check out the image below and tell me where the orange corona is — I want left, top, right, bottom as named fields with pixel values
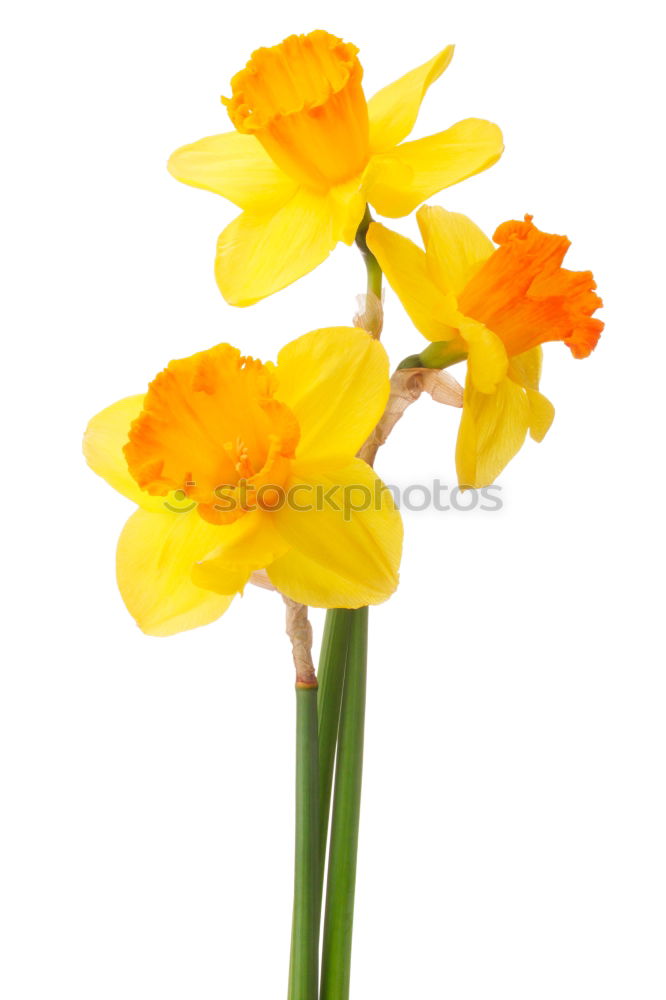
left=224, top=31, right=369, bottom=191
left=124, top=344, right=300, bottom=525
left=459, top=216, right=603, bottom=360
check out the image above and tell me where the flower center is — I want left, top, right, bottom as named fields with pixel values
left=223, top=30, right=370, bottom=192
left=124, top=344, right=300, bottom=525
left=458, top=215, right=603, bottom=359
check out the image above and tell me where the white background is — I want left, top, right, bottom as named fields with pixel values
left=2, top=0, right=665, bottom=997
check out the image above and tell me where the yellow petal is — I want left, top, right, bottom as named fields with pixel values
left=459, top=318, right=508, bottom=393
left=506, top=346, right=555, bottom=441
left=329, top=178, right=368, bottom=244
left=116, top=509, right=232, bottom=636
left=366, top=222, right=459, bottom=341
left=508, top=345, right=544, bottom=391
left=191, top=511, right=288, bottom=595
left=456, top=374, right=531, bottom=488
left=268, top=459, right=402, bottom=608
left=367, top=46, right=455, bottom=153
left=417, top=205, right=494, bottom=295
left=215, top=182, right=365, bottom=306
left=366, top=119, right=504, bottom=218
left=167, top=131, right=297, bottom=212
left=275, top=327, right=390, bottom=461
left=526, top=389, right=555, bottom=442
left=84, top=395, right=176, bottom=513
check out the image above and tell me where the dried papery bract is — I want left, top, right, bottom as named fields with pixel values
left=353, top=291, right=384, bottom=339
left=359, top=367, right=463, bottom=467
left=250, top=569, right=277, bottom=591
left=283, top=597, right=316, bottom=687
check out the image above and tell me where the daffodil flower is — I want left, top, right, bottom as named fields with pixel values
left=367, top=209, right=603, bottom=487
left=168, top=30, right=503, bottom=306
left=84, top=328, right=402, bottom=636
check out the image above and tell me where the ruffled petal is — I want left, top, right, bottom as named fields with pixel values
left=191, top=511, right=288, bottom=595
left=366, top=222, right=459, bottom=341
left=215, top=182, right=365, bottom=306
left=417, top=205, right=494, bottom=295
left=459, top=215, right=603, bottom=358
left=267, top=459, right=402, bottom=608
left=116, top=509, right=233, bottom=636
left=167, top=131, right=297, bottom=211
left=275, top=327, right=389, bottom=461
left=367, top=46, right=454, bottom=153
left=366, top=119, right=504, bottom=218
left=84, top=395, right=177, bottom=513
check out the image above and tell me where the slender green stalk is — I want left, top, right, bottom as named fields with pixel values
left=289, top=611, right=351, bottom=1000
left=290, top=206, right=380, bottom=999
left=354, top=205, right=383, bottom=303
left=363, top=249, right=382, bottom=300
left=289, top=684, right=320, bottom=1000
left=317, top=609, right=352, bottom=897
left=397, top=340, right=468, bottom=371
left=319, top=607, right=369, bottom=1000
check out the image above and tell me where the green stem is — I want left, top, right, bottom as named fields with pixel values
left=289, top=611, right=351, bottom=1000
left=315, top=210, right=379, bottom=998
left=289, top=684, right=320, bottom=1000
left=317, top=609, right=352, bottom=900
left=355, top=205, right=383, bottom=302
left=396, top=340, right=468, bottom=371
left=320, top=607, right=369, bottom=1000
left=365, top=253, right=382, bottom=300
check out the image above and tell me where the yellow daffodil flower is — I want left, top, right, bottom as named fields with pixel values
left=168, top=30, right=503, bottom=307
left=367, top=209, right=603, bottom=487
left=84, top=328, right=402, bottom=636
